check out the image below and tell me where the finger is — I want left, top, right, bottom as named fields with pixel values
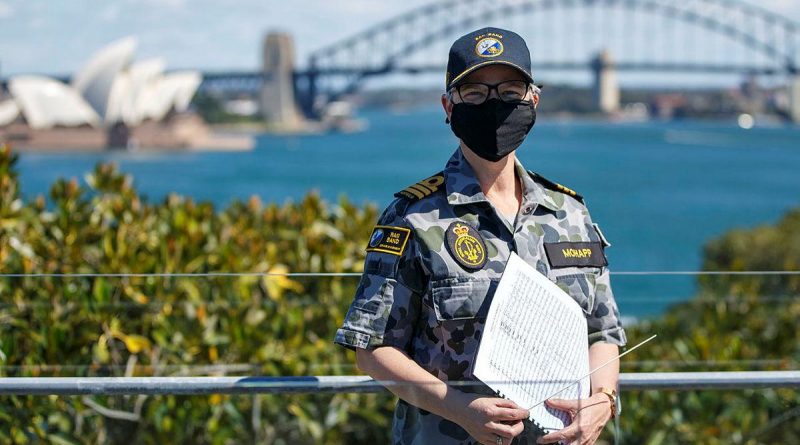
left=494, top=398, right=522, bottom=409
left=493, top=408, right=529, bottom=422
left=491, top=406, right=530, bottom=421
left=536, top=431, right=562, bottom=444
left=545, top=398, right=580, bottom=412
left=493, top=399, right=530, bottom=418
left=537, top=423, right=579, bottom=444
left=487, top=421, right=517, bottom=439
left=510, top=420, right=525, bottom=437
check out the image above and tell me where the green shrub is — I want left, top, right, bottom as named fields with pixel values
left=619, top=209, right=800, bottom=444
left=1, top=143, right=798, bottom=444
left=0, top=144, right=393, bottom=444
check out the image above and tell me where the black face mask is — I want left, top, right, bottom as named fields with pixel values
left=449, top=98, right=536, bottom=162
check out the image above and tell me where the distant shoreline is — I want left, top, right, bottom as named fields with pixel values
left=2, top=112, right=256, bottom=153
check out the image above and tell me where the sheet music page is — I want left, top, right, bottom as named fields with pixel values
left=473, top=252, right=590, bottom=432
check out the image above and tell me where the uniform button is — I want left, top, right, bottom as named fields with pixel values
left=522, top=206, right=533, bottom=215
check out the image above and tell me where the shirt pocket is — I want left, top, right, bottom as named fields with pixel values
left=430, top=277, right=494, bottom=321
left=548, top=267, right=597, bottom=315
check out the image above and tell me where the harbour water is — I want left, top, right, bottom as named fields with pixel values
left=14, top=106, right=800, bottom=318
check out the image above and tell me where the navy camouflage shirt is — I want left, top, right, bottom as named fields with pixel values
left=335, top=147, right=627, bottom=444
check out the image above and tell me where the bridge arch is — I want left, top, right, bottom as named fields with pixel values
left=304, top=0, right=799, bottom=100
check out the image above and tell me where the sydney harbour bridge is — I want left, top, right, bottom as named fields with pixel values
left=203, top=0, right=800, bottom=123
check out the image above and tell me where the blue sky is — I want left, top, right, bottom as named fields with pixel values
left=1, top=0, right=799, bottom=87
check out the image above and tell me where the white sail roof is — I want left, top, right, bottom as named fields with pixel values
left=4, top=37, right=203, bottom=130
left=71, top=37, right=137, bottom=121
left=167, top=71, right=202, bottom=112
left=9, top=76, right=100, bottom=129
left=137, top=71, right=202, bottom=122
left=0, top=99, right=20, bottom=126
left=126, top=58, right=167, bottom=124
left=105, top=72, right=130, bottom=126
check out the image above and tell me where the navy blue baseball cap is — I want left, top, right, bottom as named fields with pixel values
left=445, top=27, right=535, bottom=90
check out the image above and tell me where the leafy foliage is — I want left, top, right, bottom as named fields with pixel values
left=0, top=143, right=797, bottom=444
left=0, top=144, right=392, bottom=444
left=619, top=209, right=800, bottom=444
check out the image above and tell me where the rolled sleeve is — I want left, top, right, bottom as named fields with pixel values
left=587, top=265, right=627, bottom=346
left=334, top=271, right=420, bottom=351
left=334, top=201, right=424, bottom=352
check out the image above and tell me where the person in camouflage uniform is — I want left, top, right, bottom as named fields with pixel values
left=335, top=27, right=626, bottom=445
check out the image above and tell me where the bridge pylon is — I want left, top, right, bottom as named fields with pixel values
left=592, top=49, right=620, bottom=114
left=260, top=32, right=305, bottom=130
left=790, top=74, right=800, bottom=124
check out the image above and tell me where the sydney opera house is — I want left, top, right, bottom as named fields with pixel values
left=0, top=37, right=252, bottom=151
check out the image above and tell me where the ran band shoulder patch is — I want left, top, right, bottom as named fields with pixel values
left=527, top=170, right=584, bottom=204
left=544, top=242, right=607, bottom=268
left=445, top=221, right=488, bottom=271
left=394, top=171, right=445, bottom=201
left=365, top=225, right=411, bottom=256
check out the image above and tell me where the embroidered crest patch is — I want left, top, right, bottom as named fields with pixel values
left=445, top=222, right=488, bottom=271
left=475, top=37, right=504, bottom=57
left=365, top=225, right=411, bottom=256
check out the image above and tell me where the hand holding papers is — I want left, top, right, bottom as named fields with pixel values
left=473, top=253, right=658, bottom=435
left=474, top=252, right=591, bottom=432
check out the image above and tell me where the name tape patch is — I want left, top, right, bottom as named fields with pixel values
left=544, top=242, right=608, bottom=268
left=365, top=225, right=411, bottom=256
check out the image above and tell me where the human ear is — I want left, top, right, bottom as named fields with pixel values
left=441, top=93, right=453, bottom=123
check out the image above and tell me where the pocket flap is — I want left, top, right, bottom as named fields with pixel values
left=551, top=269, right=596, bottom=315
left=431, top=278, right=493, bottom=320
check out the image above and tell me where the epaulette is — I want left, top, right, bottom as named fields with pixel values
left=394, top=171, right=445, bottom=201
left=527, top=170, right=584, bottom=204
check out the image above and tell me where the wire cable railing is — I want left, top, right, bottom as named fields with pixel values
left=1, top=270, right=799, bottom=278
left=2, top=270, right=796, bottom=398
left=1, top=371, right=798, bottom=396
left=1, top=295, right=797, bottom=311
left=2, top=358, right=795, bottom=373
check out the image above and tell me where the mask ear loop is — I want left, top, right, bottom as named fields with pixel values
left=444, top=89, right=454, bottom=124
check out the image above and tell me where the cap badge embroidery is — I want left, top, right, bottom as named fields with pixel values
left=475, top=37, right=504, bottom=57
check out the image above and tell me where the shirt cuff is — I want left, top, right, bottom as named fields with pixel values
left=588, top=326, right=628, bottom=346
left=334, top=328, right=383, bottom=351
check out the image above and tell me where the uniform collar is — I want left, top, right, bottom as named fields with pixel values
left=444, top=148, right=488, bottom=206
left=515, top=161, right=562, bottom=212
left=444, top=147, right=560, bottom=212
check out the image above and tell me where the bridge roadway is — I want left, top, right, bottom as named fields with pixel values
left=200, top=61, right=788, bottom=82
left=7, top=60, right=788, bottom=86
